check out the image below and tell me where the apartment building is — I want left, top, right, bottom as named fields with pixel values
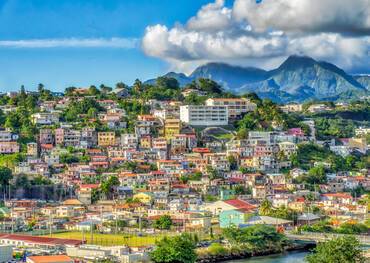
left=205, top=98, right=256, bottom=119
left=98, top=132, right=116, bottom=147
left=27, top=142, right=38, bottom=157
left=55, top=128, right=81, bottom=147
left=180, top=105, right=228, bottom=126
left=0, top=130, right=18, bottom=142
left=39, top=129, right=54, bottom=145
left=120, top=133, right=138, bottom=148
left=31, top=112, right=59, bottom=125
left=164, top=118, right=181, bottom=139
left=280, top=104, right=303, bottom=113
left=0, top=142, right=19, bottom=154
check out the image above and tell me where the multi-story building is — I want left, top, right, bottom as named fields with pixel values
left=0, top=142, right=19, bottom=154
left=38, top=129, right=54, bottom=145
left=180, top=105, right=228, bottom=126
left=153, top=137, right=168, bottom=150
left=205, top=98, right=256, bottom=119
left=27, top=142, right=38, bottom=157
left=120, top=134, right=138, bottom=148
left=0, top=130, right=18, bottom=142
left=31, top=112, right=59, bottom=125
left=153, top=106, right=179, bottom=120
left=55, top=128, right=81, bottom=147
left=98, top=132, right=116, bottom=147
left=278, top=141, right=297, bottom=157
left=164, top=119, right=181, bottom=139
left=280, top=104, right=303, bottom=113
left=81, top=127, right=97, bottom=148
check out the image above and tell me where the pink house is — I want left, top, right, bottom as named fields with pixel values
left=288, top=128, right=305, bottom=137
left=0, top=141, right=19, bottom=154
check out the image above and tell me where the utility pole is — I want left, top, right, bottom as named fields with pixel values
left=49, top=213, right=53, bottom=236
left=115, top=216, right=118, bottom=235
left=90, top=220, right=93, bottom=244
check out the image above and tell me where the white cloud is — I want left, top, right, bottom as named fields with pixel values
left=142, top=0, right=370, bottom=73
left=0, top=38, right=138, bottom=48
left=187, top=0, right=233, bottom=32
left=233, top=0, right=370, bottom=35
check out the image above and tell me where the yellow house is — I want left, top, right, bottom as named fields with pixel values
left=140, top=136, right=152, bottom=149
left=288, top=201, right=305, bottom=212
left=240, top=157, right=254, bottom=168
left=98, top=132, right=116, bottom=146
left=164, top=119, right=181, bottom=140
left=133, top=192, right=153, bottom=204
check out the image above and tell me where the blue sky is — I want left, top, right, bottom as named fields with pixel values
left=0, top=0, right=211, bottom=91
left=0, top=0, right=369, bottom=92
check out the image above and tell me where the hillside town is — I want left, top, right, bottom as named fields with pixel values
left=0, top=81, right=368, bottom=263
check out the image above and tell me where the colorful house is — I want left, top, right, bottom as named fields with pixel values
left=219, top=208, right=255, bottom=228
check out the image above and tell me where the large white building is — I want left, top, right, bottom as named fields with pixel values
left=205, top=98, right=256, bottom=119
left=31, top=112, right=59, bottom=125
left=180, top=105, right=228, bottom=126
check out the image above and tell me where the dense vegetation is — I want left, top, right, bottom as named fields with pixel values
left=221, top=225, right=289, bottom=255
left=150, top=234, right=197, bottom=263
left=305, top=236, right=365, bottom=263
left=300, top=220, right=369, bottom=235
left=290, top=143, right=368, bottom=173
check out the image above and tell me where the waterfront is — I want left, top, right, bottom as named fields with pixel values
left=228, top=251, right=308, bottom=263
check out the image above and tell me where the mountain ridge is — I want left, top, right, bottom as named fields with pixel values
left=144, top=55, right=369, bottom=103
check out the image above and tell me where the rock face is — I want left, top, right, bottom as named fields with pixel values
left=354, top=75, right=370, bottom=90
left=145, top=55, right=369, bottom=103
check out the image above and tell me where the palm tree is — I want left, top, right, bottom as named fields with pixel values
left=259, top=199, right=272, bottom=215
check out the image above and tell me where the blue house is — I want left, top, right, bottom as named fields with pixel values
left=219, top=208, right=255, bottom=228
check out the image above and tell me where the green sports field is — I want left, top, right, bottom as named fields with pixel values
left=45, top=231, right=173, bottom=246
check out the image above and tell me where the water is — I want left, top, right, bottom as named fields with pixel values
left=228, top=251, right=308, bottom=263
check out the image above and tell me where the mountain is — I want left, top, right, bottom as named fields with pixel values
left=239, top=55, right=367, bottom=102
left=353, top=75, right=370, bottom=90
left=189, top=63, right=269, bottom=91
left=145, top=55, right=369, bottom=103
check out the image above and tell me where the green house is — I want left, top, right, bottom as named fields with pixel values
left=219, top=209, right=254, bottom=228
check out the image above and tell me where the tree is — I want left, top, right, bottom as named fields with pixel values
left=100, top=176, right=120, bottom=199
left=150, top=234, right=197, bottom=263
left=196, top=78, right=223, bottom=94
left=206, top=166, right=220, bottom=180
left=88, top=85, right=100, bottom=96
left=132, top=79, right=143, bottom=94
left=302, top=165, right=326, bottom=184
left=227, top=155, right=238, bottom=170
left=305, top=236, right=365, bottom=263
left=37, top=83, right=44, bottom=93
left=65, top=87, right=76, bottom=96
left=154, top=215, right=173, bottom=230
left=222, top=225, right=287, bottom=250
left=234, top=185, right=250, bottom=195
left=156, top=77, right=179, bottom=90
left=0, top=167, right=12, bottom=187
left=259, top=199, right=272, bottom=215
left=99, top=84, right=112, bottom=94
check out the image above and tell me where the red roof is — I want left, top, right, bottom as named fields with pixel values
left=224, top=199, right=256, bottom=210
left=0, top=233, right=83, bottom=246
left=27, top=255, right=73, bottom=263
left=193, top=148, right=211, bottom=153
left=41, top=144, right=53, bottom=149
left=322, top=193, right=352, bottom=199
